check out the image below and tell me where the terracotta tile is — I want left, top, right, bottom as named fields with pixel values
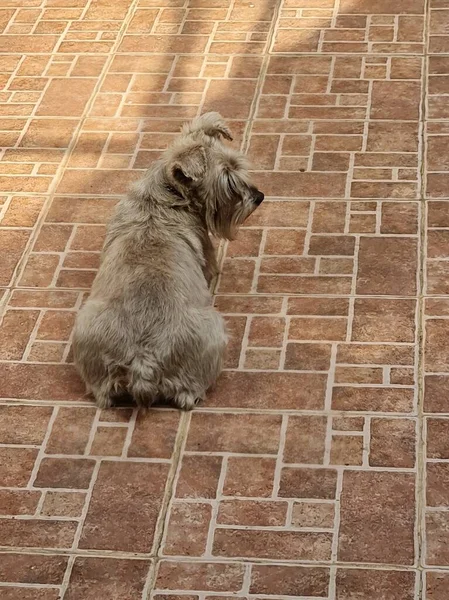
left=176, top=455, right=222, bottom=499
left=333, top=387, right=414, bottom=413
left=35, top=457, right=95, bottom=489
left=0, top=490, right=40, bottom=516
left=334, top=366, right=383, bottom=384
left=337, top=343, right=414, bottom=365
left=370, top=418, right=416, bottom=468
left=41, top=491, right=86, bottom=518
left=250, top=565, right=329, bottom=596
left=426, top=571, right=449, bottom=600
left=352, top=299, right=415, bottom=343
left=427, top=511, right=449, bottom=565
left=0, top=447, right=37, bottom=486
left=356, top=237, right=417, bottom=295
left=209, top=372, right=326, bottom=410
left=280, top=467, right=337, bottom=499
left=217, top=500, right=287, bottom=527
left=426, top=320, right=449, bottom=372
left=156, top=561, right=245, bottom=593
left=164, top=502, right=212, bottom=556
left=285, top=342, right=332, bottom=371
left=425, top=376, right=449, bottom=413
left=0, top=553, right=68, bottom=585
left=289, top=317, right=347, bottom=341
left=224, top=457, right=276, bottom=497
left=291, top=502, right=335, bottom=528
left=0, top=405, right=52, bottom=444
left=224, top=315, right=246, bottom=368
left=1, top=196, right=45, bottom=227
left=36, top=79, right=96, bottom=117
left=79, top=461, right=169, bottom=552
left=338, top=471, right=415, bottom=564
left=64, top=557, right=150, bottom=600
left=213, top=528, right=332, bottom=561
left=0, top=519, right=76, bottom=549
left=46, top=407, right=95, bottom=454
left=248, top=317, right=285, bottom=347
left=0, top=229, right=30, bottom=286
left=186, top=413, right=281, bottom=454
left=427, top=463, right=449, bottom=507
left=90, top=427, right=127, bottom=457
left=264, top=229, right=305, bottom=255
left=284, top=415, right=327, bottom=464
left=244, top=348, right=281, bottom=369
left=128, top=410, right=180, bottom=459
left=335, top=569, right=416, bottom=600
left=330, top=435, right=363, bottom=466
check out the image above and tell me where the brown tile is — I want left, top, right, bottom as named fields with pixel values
left=332, top=387, right=414, bottom=412
left=244, top=348, right=281, bottom=369
left=427, top=418, right=449, bottom=459
left=330, top=435, right=363, bottom=466
left=79, top=461, right=169, bottom=552
left=176, top=455, right=222, bottom=499
left=0, top=490, right=40, bottom=516
left=356, top=237, right=417, bottom=295
left=46, top=407, right=96, bottom=454
left=0, top=405, right=53, bottom=444
left=426, top=320, right=449, bottom=372
left=64, top=557, right=150, bottom=600
left=37, top=79, right=96, bottom=117
left=35, top=458, right=95, bottom=489
left=289, top=317, right=347, bottom=341
left=156, top=561, right=245, bottom=592
left=0, top=553, right=68, bottom=585
left=427, top=511, right=449, bottom=565
left=370, top=81, right=420, bottom=120
left=352, top=299, right=415, bottom=343
left=0, top=229, right=30, bottom=286
left=224, top=457, right=276, bottom=497
left=0, top=447, right=37, bottom=487
left=164, top=502, right=212, bottom=556
left=284, top=415, right=327, bottom=464
left=426, top=571, right=449, bottom=600
left=425, top=376, right=449, bottom=413
left=338, top=471, right=415, bottom=564
left=285, top=342, right=332, bottom=371
left=335, top=569, right=416, bottom=600
left=41, top=491, right=86, bottom=518
left=279, top=467, right=337, bottom=499
left=213, top=528, right=332, bottom=561
left=334, top=366, right=383, bottom=384
left=1, top=196, right=45, bottom=227
left=337, top=343, right=414, bottom=365
left=370, top=418, right=416, bottom=468
left=217, top=499, right=287, bottom=527
left=250, top=565, right=329, bottom=596
left=248, top=317, right=285, bottom=347
left=128, top=410, right=179, bottom=459
left=0, top=363, right=85, bottom=400
left=186, top=413, right=281, bottom=454
left=291, top=502, right=335, bottom=528
left=288, top=297, right=349, bottom=316
left=0, top=519, right=77, bottom=549
left=427, top=463, right=449, bottom=507
left=90, top=426, right=127, bottom=457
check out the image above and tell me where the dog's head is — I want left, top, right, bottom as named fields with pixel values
left=164, top=112, right=264, bottom=240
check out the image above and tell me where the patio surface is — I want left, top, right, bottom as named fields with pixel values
left=0, top=0, right=448, bottom=598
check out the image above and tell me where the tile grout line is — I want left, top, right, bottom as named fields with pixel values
left=416, top=0, right=431, bottom=597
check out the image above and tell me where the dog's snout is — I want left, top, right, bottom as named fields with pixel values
left=253, top=189, right=264, bottom=206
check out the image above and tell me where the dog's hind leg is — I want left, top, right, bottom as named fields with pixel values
left=90, top=379, right=116, bottom=409
left=172, top=390, right=205, bottom=411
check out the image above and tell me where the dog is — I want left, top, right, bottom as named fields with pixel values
left=72, top=112, right=264, bottom=410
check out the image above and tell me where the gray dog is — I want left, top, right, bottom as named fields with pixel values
left=72, top=112, right=264, bottom=410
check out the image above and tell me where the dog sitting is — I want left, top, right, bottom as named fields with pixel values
left=72, top=112, right=264, bottom=410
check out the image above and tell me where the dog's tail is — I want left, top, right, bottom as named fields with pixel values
left=182, top=111, right=233, bottom=142
left=127, top=354, right=160, bottom=406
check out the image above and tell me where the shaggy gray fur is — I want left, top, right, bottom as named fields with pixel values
left=72, top=112, right=264, bottom=410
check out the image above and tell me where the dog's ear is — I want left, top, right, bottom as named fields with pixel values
left=182, top=112, right=233, bottom=142
left=172, top=143, right=207, bottom=185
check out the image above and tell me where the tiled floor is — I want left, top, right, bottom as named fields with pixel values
left=0, top=0, right=448, bottom=598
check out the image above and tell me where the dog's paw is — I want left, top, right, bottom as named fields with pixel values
left=173, top=392, right=201, bottom=411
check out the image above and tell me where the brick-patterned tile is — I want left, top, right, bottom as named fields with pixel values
left=0, top=0, right=439, bottom=593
